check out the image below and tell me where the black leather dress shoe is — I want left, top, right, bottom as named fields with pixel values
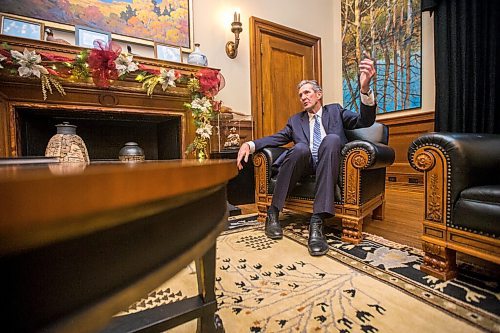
left=308, top=218, right=329, bottom=256
left=265, top=211, right=283, bottom=239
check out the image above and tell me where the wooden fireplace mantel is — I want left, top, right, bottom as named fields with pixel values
left=0, top=35, right=213, bottom=158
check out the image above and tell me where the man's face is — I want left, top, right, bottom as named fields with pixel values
left=298, top=83, right=323, bottom=112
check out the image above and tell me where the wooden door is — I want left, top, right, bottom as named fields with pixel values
left=250, top=17, right=322, bottom=138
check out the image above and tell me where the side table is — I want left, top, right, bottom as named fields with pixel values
left=211, top=150, right=255, bottom=207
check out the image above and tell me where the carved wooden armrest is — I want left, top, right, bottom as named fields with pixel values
left=408, top=132, right=500, bottom=226
left=253, top=147, right=287, bottom=197
left=340, top=141, right=394, bottom=206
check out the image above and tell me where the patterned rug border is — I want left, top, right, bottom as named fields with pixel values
left=222, top=213, right=498, bottom=331
left=278, top=226, right=499, bottom=332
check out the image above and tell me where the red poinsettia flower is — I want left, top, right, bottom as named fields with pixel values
left=39, top=52, right=73, bottom=62
left=87, top=40, right=121, bottom=87
left=195, top=68, right=224, bottom=97
left=138, top=64, right=160, bottom=75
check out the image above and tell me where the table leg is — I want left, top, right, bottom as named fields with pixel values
left=195, top=244, right=224, bottom=333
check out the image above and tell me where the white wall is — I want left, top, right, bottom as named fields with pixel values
left=192, top=0, right=435, bottom=116
left=49, top=1, right=434, bottom=117
left=192, top=0, right=336, bottom=115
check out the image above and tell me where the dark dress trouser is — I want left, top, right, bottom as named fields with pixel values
left=271, top=134, right=341, bottom=216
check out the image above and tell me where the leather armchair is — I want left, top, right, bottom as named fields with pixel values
left=408, top=132, right=500, bottom=280
left=253, top=122, right=395, bottom=244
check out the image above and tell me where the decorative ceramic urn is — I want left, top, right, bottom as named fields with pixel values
left=119, top=142, right=145, bottom=162
left=45, top=122, right=90, bottom=163
left=187, top=43, right=208, bottom=66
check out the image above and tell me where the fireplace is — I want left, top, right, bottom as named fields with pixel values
left=0, top=35, right=201, bottom=159
left=17, top=108, right=181, bottom=160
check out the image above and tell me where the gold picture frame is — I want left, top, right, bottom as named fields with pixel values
left=0, top=15, right=43, bottom=41
left=0, top=0, right=193, bottom=51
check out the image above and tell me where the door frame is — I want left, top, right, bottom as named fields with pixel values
left=249, top=16, right=322, bottom=139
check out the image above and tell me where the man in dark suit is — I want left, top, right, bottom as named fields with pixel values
left=237, top=57, right=376, bottom=256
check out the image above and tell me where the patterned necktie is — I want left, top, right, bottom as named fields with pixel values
left=312, top=114, right=322, bottom=165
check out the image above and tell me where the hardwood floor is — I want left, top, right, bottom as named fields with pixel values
left=237, top=184, right=425, bottom=249
left=364, top=184, right=424, bottom=249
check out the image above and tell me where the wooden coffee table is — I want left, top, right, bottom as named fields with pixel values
left=0, top=159, right=237, bottom=333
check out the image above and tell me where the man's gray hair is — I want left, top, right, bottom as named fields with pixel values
left=297, top=80, right=322, bottom=92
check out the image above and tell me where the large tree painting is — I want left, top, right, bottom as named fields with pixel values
left=342, top=0, right=421, bottom=113
left=1, top=0, right=192, bottom=49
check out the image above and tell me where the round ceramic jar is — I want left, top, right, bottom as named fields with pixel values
left=119, top=142, right=145, bottom=162
left=45, top=122, right=90, bottom=163
left=187, top=43, right=208, bottom=66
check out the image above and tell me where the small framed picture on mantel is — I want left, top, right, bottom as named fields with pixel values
left=0, top=15, right=43, bottom=40
left=75, top=25, right=111, bottom=48
left=155, top=42, right=182, bottom=62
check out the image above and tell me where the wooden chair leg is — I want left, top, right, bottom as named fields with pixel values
left=256, top=204, right=268, bottom=223
left=372, top=201, right=385, bottom=221
left=341, top=216, right=363, bottom=244
left=421, top=241, right=457, bottom=281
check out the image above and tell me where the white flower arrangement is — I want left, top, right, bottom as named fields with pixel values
left=11, top=48, right=48, bottom=78
left=114, top=53, right=139, bottom=76
left=196, top=123, right=213, bottom=139
left=159, top=68, right=177, bottom=90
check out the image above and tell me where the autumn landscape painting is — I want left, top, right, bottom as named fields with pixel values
left=1, top=0, right=191, bottom=49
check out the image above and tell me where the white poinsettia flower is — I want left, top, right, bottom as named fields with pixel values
left=190, top=97, right=202, bottom=109
left=0, top=54, right=6, bottom=69
left=160, top=68, right=177, bottom=90
left=11, top=48, right=48, bottom=78
left=191, top=96, right=212, bottom=110
left=196, top=123, right=213, bottom=139
left=202, top=98, right=212, bottom=109
left=114, top=53, right=139, bottom=76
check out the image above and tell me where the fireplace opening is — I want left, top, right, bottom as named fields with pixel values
left=16, top=108, right=181, bottom=161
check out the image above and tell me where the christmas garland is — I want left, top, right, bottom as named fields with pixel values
left=0, top=41, right=223, bottom=159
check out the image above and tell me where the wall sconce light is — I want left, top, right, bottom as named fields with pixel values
left=225, top=11, right=242, bottom=59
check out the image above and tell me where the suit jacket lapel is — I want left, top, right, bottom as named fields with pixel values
left=322, top=105, right=330, bottom=133
left=300, top=111, right=310, bottom=143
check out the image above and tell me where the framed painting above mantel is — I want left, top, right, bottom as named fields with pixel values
left=0, top=0, right=193, bottom=51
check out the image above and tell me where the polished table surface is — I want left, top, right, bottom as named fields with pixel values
left=0, top=159, right=237, bottom=254
left=0, top=159, right=237, bottom=332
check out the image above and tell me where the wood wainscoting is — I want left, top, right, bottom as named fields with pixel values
left=377, top=110, right=435, bottom=187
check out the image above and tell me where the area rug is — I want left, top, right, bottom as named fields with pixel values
left=121, top=213, right=498, bottom=332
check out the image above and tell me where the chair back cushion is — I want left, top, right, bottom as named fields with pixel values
left=345, top=122, right=388, bottom=144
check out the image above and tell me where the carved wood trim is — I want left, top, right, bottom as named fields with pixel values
left=341, top=216, right=363, bottom=244
left=343, top=149, right=369, bottom=205
left=0, top=35, right=214, bottom=158
left=447, top=229, right=500, bottom=264
left=412, top=146, right=447, bottom=225
left=421, top=240, right=457, bottom=280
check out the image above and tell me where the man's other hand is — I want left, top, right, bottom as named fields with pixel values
left=236, top=142, right=250, bottom=170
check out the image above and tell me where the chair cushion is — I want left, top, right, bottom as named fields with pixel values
left=345, top=122, right=388, bottom=145
left=452, top=185, right=500, bottom=238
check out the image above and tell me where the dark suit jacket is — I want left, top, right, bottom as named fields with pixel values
left=254, top=103, right=376, bottom=153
